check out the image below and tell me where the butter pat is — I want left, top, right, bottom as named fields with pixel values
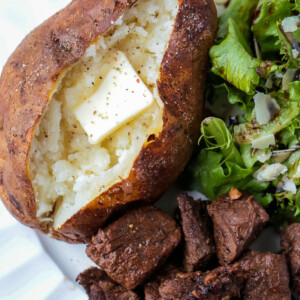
left=74, top=51, right=154, bottom=144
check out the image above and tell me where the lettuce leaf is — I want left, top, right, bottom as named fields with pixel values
left=190, top=118, right=257, bottom=199
left=240, top=144, right=260, bottom=169
left=234, top=100, right=300, bottom=144
left=290, top=81, right=300, bottom=102
left=294, top=28, right=300, bottom=43
left=287, top=150, right=300, bottom=185
left=200, top=117, right=243, bottom=165
left=279, top=117, right=300, bottom=148
left=295, top=0, right=300, bottom=12
left=210, top=18, right=262, bottom=95
left=191, top=150, right=254, bottom=199
left=276, top=23, right=300, bottom=66
left=252, top=0, right=294, bottom=58
left=274, top=190, right=300, bottom=217
left=266, top=152, right=300, bottom=221
left=254, top=193, right=274, bottom=207
left=214, top=179, right=270, bottom=201
left=217, top=0, right=259, bottom=42
left=212, top=83, right=252, bottom=111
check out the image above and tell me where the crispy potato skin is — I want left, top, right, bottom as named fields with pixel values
left=0, top=0, right=217, bottom=243
left=0, top=0, right=135, bottom=234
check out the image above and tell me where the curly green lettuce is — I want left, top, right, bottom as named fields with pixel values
left=252, top=0, right=294, bottom=59
left=210, top=19, right=262, bottom=95
left=191, top=118, right=257, bottom=199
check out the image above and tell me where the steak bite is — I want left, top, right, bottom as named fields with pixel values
left=144, top=263, right=180, bottom=300
left=239, top=250, right=291, bottom=300
left=177, top=193, right=215, bottom=272
left=76, top=267, right=139, bottom=300
left=281, top=223, right=300, bottom=298
left=159, top=263, right=245, bottom=300
left=86, top=206, right=181, bottom=290
left=207, top=188, right=269, bottom=265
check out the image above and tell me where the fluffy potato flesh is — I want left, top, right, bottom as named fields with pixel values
left=29, top=0, right=178, bottom=229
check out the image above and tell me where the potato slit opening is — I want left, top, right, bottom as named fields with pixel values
left=29, top=0, right=179, bottom=229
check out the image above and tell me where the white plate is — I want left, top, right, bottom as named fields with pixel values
left=0, top=1, right=280, bottom=300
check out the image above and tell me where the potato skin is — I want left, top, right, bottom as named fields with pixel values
left=0, top=0, right=217, bottom=243
left=0, top=0, right=136, bottom=234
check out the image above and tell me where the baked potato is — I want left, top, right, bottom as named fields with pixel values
left=0, top=0, right=217, bottom=243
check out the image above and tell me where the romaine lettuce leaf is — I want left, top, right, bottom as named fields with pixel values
left=216, top=178, right=270, bottom=198
left=191, top=150, right=254, bottom=199
left=210, top=18, right=262, bottom=95
left=200, top=117, right=243, bottom=165
left=295, top=0, right=300, bottom=12
left=294, top=28, right=300, bottom=43
left=217, top=0, right=259, bottom=42
left=190, top=118, right=257, bottom=199
left=276, top=23, right=300, bottom=66
left=254, top=193, right=273, bottom=207
left=265, top=151, right=300, bottom=220
left=290, top=81, right=300, bottom=102
left=252, top=0, right=294, bottom=58
left=279, top=117, right=300, bottom=148
left=234, top=101, right=300, bottom=144
left=212, top=83, right=252, bottom=111
left=287, top=150, right=300, bottom=185
left=274, top=189, right=300, bottom=217
left=240, top=144, right=259, bottom=169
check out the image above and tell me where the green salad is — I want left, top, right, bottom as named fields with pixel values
left=189, top=0, right=300, bottom=223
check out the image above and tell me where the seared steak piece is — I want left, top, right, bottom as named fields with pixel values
left=86, top=206, right=181, bottom=290
left=144, top=263, right=180, bottom=300
left=239, top=250, right=291, bottom=300
left=76, top=267, right=139, bottom=300
left=281, top=223, right=300, bottom=298
left=207, top=188, right=269, bottom=265
left=177, top=194, right=215, bottom=272
left=159, top=263, right=245, bottom=300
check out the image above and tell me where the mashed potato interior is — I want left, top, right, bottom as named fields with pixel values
left=29, top=0, right=178, bottom=228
